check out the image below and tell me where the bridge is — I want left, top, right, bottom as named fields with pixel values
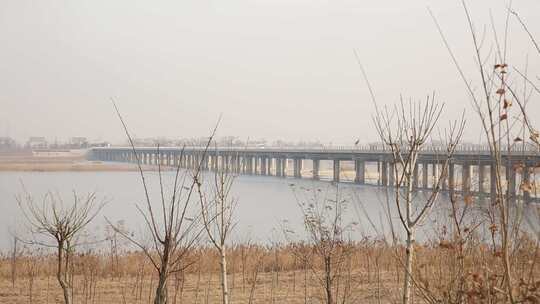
left=88, top=145, right=539, bottom=201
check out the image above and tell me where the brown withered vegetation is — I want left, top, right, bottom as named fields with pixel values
left=0, top=236, right=539, bottom=304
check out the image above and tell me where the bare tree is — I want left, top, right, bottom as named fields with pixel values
left=430, top=2, right=540, bottom=301
left=285, top=183, right=356, bottom=304
left=109, top=102, right=219, bottom=304
left=195, top=149, right=238, bottom=304
left=17, top=190, right=105, bottom=304
left=372, top=98, right=465, bottom=304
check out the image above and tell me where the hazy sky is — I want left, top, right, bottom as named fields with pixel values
left=1, top=0, right=539, bottom=145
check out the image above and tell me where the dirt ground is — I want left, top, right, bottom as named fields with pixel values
left=0, top=270, right=395, bottom=304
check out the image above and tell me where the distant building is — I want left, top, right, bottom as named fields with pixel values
left=70, top=137, right=88, bottom=148
left=88, top=141, right=110, bottom=148
left=0, top=137, right=16, bottom=150
left=26, top=136, right=48, bottom=149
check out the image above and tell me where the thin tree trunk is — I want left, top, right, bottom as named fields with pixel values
left=220, top=249, right=230, bottom=304
left=402, top=229, right=415, bottom=304
left=155, top=272, right=168, bottom=304
left=325, top=256, right=333, bottom=304
left=57, top=242, right=72, bottom=304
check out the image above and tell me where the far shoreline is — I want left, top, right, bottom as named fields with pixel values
left=0, top=150, right=163, bottom=172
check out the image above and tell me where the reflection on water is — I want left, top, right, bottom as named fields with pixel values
left=0, top=171, right=537, bottom=250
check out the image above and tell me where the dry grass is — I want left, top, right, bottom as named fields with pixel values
left=1, top=239, right=539, bottom=304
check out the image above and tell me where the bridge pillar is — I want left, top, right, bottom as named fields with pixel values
left=229, top=155, right=234, bottom=173
left=193, top=154, right=199, bottom=169
left=333, top=159, right=340, bottom=182
left=432, top=162, right=439, bottom=189
left=241, top=156, right=247, bottom=174
left=441, top=163, right=447, bottom=190
left=253, top=157, right=258, bottom=175
left=478, top=165, right=486, bottom=194
left=388, top=162, right=395, bottom=186
left=200, top=154, right=205, bottom=169
left=447, top=163, right=455, bottom=193
left=235, top=155, right=241, bottom=174
left=259, top=156, right=266, bottom=175
left=247, top=156, right=253, bottom=175
left=413, top=163, right=419, bottom=189
left=180, top=154, right=185, bottom=168
left=220, top=155, right=226, bottom=172
left=506, top=163, right=516, bottom=197
left=523, top=163, right=531, bottom=202
left=212, top=155, right=218, bottom=171
left=355, top=160, right=365, bottom=184
left=381, top=161, right=388, bottom=186
left=275, top=158, right=280, bottom=176
left=490, top=163, right=497, bottom=199
left=462, top=163, right=472, bottom=195
left=265, top=158, right=271, bottom=176
left=293, top=158, right=302, bottom=178
left=176, top=153, right=182, bottom=167
left=422, top=162, right=428, bottom=189
left=312, top=159, right=320, bottom=180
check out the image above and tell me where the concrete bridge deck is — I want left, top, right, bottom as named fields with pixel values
left=89, top=145, right=540, bottom=201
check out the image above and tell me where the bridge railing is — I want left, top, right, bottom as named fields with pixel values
left=95, top=143, right=539, bottom=155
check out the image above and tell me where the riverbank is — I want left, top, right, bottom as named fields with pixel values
left=0, top=150, right=155, bottom=172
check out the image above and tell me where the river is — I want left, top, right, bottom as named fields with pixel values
left=0, top=170, right=533, bottom=251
